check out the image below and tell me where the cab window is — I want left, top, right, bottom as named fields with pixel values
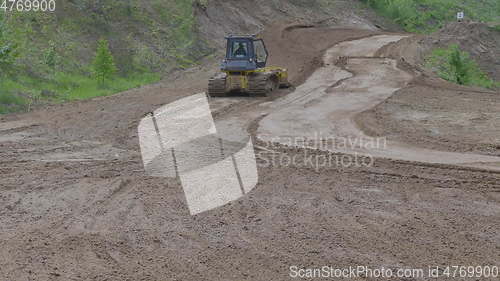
left=231, top=41, right=248, bottom=58
left=254, top=40, right=267, bottom=63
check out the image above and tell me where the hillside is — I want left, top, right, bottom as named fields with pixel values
left=0, top=0, right=212, bottom=113
left=0, top=0, right=395, bottom=114
left=1, top=0, right=499, bottom=114
left=362, top=0, right=500, bottom=32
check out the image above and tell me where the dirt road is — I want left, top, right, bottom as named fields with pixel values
left=1, top=25, right=499, bottom=280
left=258, top=35, right=500, bottom=171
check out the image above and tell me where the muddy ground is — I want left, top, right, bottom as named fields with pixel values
left=359, top=24, right=500, bottom=157
left=1, top=20, right=500, bottom=281
left=358, top=78, right=500, bottom=156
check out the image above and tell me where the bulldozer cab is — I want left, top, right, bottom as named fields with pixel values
left=222, top=36, right=268, bottom=71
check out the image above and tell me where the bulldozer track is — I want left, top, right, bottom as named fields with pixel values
left=248, top=74, right=276, bottom=97
left=208, top=76, right=227, bottom=97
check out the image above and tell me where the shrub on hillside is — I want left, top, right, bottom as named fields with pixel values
left=449, top=47, right=468, bottom=85
left=0, top=18, right=16, bottom=72
left=92, top=39, right=117, bottom=86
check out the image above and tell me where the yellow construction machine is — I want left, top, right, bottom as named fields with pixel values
left=208, top=35, right=290, bottom=97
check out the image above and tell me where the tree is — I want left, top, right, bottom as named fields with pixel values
left=92, top=39, right=117, bottom=85
left=44, top=41, right=57, bottom=70
left=449, top=46, right=468, bottom=85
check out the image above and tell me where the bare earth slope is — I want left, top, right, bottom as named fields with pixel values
left=358, top=22, right=500, bottom=157
left=0, top=24, right=499, bottom=281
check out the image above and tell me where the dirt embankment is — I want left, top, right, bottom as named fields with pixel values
left=356, top=22, right=500, bottom=156
left=376, top=21, right=500, bottom=81
left=261, top=23, right=378, bottom=85
left=193, top=0, right=394, bottom=50
left=424, top=22, right=500, bottom=81
left=356, top=82, right=500, bottom=156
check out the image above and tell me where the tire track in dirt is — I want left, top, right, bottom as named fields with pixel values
left=257, top=35, right=500, bottom=172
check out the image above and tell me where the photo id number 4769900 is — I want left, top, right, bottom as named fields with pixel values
left=1, top=0, right=56, bottom=12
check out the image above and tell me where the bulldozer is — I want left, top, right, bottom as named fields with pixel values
left=208, top=35, right=290, bottom=97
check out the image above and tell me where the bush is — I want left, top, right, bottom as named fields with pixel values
left=449, top=47, right=468, bottom=85
left=0, top=17, right=15, bottom=71
left=44, top=41, right=57, bottom=70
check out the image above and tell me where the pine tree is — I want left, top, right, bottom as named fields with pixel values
left=450, top=47, right=468, bottom=85
left=92, top=39, right=117, bottom=85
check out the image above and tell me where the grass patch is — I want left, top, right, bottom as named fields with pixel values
left=56, top=72, right=161, bottom=100
left=0, top=72, right=161, bottom=113
left=0, top=77, right=32, bottom=114
left=0, top=92, right=28, bottom=114
left=361, top=0, right=500, bottom=33
left=424, top=44, right=499, bottom=89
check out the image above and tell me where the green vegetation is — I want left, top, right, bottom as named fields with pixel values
left=0, top=72, right=160, bottom=114
left=361, top=0, right=500, bottom=32
left=92, top=39, right=117, bottom=85
left=425, top=44, right=499, bottom=89
left=449, top=47, right=468, bottom=85
left=0, top=13, right=16, bottom=71
left=0, top=0, right=212, bottom=114
left=362, top=1, right=500, bottom=89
